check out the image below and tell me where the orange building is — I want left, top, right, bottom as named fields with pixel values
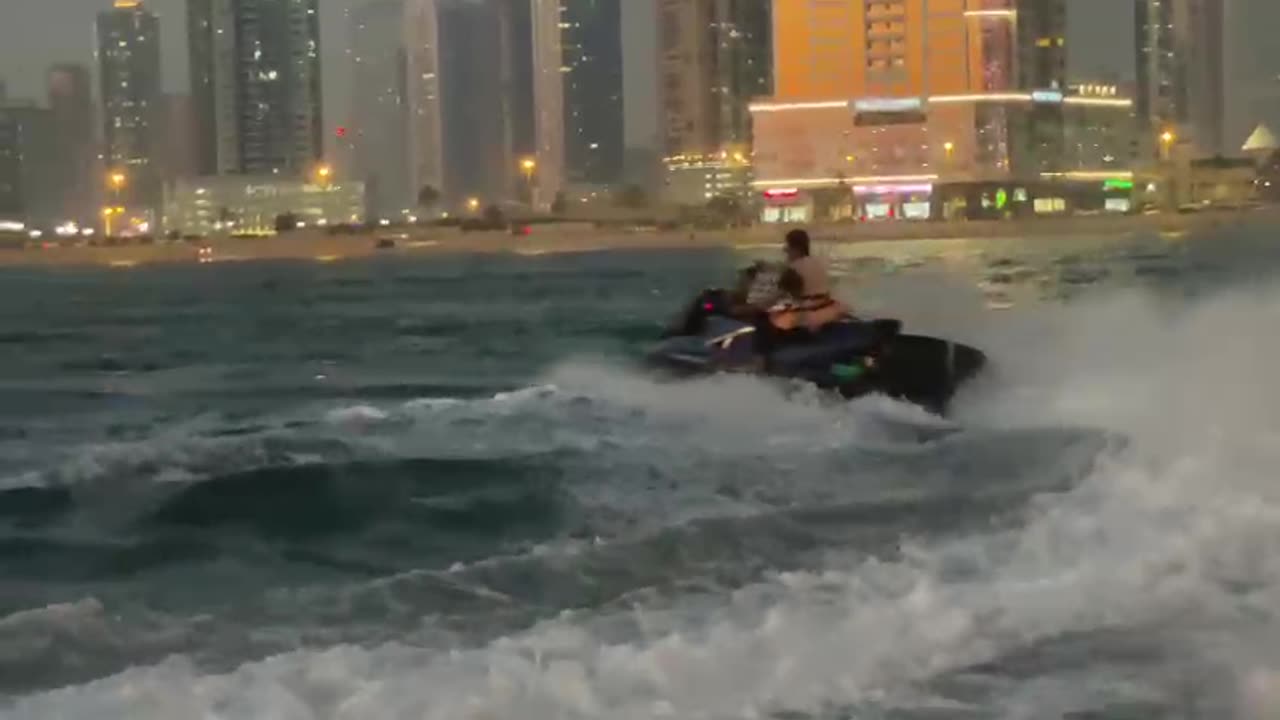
left=772, top=0, right=1016, bottom=101
left=749, top=0, right=1136, bottom=222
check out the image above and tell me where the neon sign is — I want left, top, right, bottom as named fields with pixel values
left=852, top=97, right=924, bottom=113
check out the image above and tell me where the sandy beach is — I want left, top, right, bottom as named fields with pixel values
left=0, top=207, right=1272, bottom=268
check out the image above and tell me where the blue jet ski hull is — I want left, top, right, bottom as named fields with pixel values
left=647, top=291, right=987, bottom=414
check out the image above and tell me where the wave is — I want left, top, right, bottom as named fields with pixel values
left=0, top=427, right=1099, bottom=702
left=9, top=276, right=1280, bottom=716
left=7, top=426, right=1278, bottom=718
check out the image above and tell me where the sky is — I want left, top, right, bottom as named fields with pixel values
left=1, top=0, right=1276, bottom=151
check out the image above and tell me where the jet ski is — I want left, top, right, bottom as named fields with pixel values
left=647, top=287, right=988, bottom=414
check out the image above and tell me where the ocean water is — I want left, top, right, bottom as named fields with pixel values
left=2, top=226, right=1280, bottom=719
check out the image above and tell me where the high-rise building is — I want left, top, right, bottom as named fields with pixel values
left=559, top=0, right=624, bottom=185
left=47, top=64, right=97, bottom=224
left=657, top=0, right=771, bottom=158
left=188, top=0, right=325, bottom=177
left=505, top=0, right=537, bottom=166
left=435, top=0, right=515, bottom=206
left=160, top=93, right=199, bottom=182
left=526, top=0, right=625, bottom=205
left=0, top=103, right=59, bottom=227
left=1017, top=0, right=1068, bottom=91
left=1135, top=0, right=1226, bottom=157
left=404, top=0, right=444, bottom=203
left=714, top=0, right=771, bottom=149
left=531, top=0, right=566, bottom=206
left=656, top=0, right=772, bottom=204
left=350, top=0, right=411, bottom=219
left=97, top=0, right=163, bottom=210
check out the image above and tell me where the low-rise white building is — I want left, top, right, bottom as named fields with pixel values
left=164, top=176, right=365, bottom=236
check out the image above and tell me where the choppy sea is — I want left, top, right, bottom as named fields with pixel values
left=2, top=225, right=1280, bottom=719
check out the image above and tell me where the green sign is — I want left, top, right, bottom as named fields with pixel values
left=1103, top=179, right=1134, bottom=191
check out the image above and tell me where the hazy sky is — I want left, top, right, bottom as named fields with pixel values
left=1, top=0, right=1276, bottom=151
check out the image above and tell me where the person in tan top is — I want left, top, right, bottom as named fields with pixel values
left=768, top=229, right=848, bottom=332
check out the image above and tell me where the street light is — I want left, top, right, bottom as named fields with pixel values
left=467, top=197, right=481, bottom=213
left=107, top=171, right=127, bottom=215
left=314, top=164, right=333, bottom=186
left=519, top=158, right=537, bottom=207
left=519, top=158, right=540, bottom=208
left=102, top=206, right=119, bottom=237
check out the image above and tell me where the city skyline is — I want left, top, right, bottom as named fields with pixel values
left=2, top=0, right=1277, bottom=154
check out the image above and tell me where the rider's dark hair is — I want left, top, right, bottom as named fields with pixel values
left=785, top=229, right=811, bottom=257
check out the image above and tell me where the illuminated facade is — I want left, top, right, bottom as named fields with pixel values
left=749, top=0, right=1137, bottom=220
left=751, top=91, right=1135, bottom=220
left=770, top=0, right=1058, bottom=100
left=98, top=0, right=163, bottom=210
left=663, top=151, right=754, bottom=206
left=164, top=176, right=365, bottom=236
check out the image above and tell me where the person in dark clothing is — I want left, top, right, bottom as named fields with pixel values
left=752, top=268, right=811, bottom=358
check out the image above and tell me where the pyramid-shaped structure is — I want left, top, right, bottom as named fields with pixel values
left=1242, top=123, right=1279, bottom=152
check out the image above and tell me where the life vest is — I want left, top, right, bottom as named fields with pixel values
left=768, top=297, right=848, bottom=332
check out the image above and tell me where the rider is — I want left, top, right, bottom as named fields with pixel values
left=768, top=229, right=847, bottom=331
left=729, top=261, right=782, bottom=318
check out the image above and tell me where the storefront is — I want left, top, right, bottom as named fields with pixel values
left=758, top=188, right=813, bottom=224
left=852, top=183, right=934, bottom=221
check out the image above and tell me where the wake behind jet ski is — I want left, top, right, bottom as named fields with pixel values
left=647, top=275, right=988, bottom=416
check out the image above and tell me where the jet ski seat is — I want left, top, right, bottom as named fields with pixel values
left=768, top=319, right=900, bottom=373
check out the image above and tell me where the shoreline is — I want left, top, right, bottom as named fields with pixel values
left=0, top=208, right=1273, bottom=269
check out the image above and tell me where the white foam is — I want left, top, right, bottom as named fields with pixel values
left=10, top=426, right=1279, bottom=719
left=323, top=405, right=391, bottom=425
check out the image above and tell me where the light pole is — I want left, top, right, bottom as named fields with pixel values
left=314, top=163, right=333, bottom=187
left=1159, top=131, right=1176, bottom=208
left=520, top=157, right=537, bottom=207
left=105, top=171, right=126, bottom=236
